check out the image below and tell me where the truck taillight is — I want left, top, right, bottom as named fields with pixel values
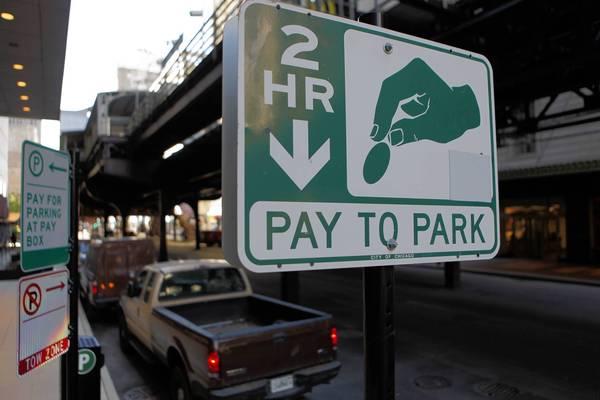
left=91, top=281, right=98, bottom=296
left=330, top=327, right=338, bottom=348
left=207, top=351, right=220, bottom=374
left=108, top=281, right=115, bottom=289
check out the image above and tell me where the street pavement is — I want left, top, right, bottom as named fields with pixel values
left=89, top=246, right=600, bottom=400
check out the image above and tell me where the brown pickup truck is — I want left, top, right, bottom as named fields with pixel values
left=119, top=259, right=340, bottom=400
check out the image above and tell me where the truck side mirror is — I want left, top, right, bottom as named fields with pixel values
left=127, top=281, right=141, bottom=297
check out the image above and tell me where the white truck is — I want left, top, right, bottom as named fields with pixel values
left=119, top=259, right=340, bottom=400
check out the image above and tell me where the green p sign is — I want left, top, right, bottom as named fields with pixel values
left=78, top=349, right=96, bottom=375
left=21, top=141, right=70, bottom=271
left=223, top=0, right=499, bottom=272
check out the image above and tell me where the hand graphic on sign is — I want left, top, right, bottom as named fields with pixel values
left=363, top=57, right=481, bottom=184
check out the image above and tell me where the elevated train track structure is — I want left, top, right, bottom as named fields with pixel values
left=74, top=0, right=600, bottom=262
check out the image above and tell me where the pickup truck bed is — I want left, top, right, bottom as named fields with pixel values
left=161, top=296, right=320, bottom=337
left=153, top=294, right=339, bottom=397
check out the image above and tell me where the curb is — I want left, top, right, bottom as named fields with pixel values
left=418, top=264, right=600, bottom=287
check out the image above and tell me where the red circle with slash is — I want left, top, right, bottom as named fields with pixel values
left=22, top=283, right=43, bottom=316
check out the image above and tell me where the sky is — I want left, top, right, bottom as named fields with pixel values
left=35, top=0, right=214, bottom=149
left=41, top=120, right=60, bottom=149
left=60, top=0, right=214, bottom=111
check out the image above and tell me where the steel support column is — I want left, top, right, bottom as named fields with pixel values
left=193, top=199, right=201, bottom=251
left=120, top=209, right=128, bottom=237
left=103, top=211, right=109, bottom=237
left=158, top=192, right=168, bottom=261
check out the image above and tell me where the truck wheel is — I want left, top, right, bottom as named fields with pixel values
left=170, top=365, right=191, bottom=400
left=118, top=313, right=132, bottom=354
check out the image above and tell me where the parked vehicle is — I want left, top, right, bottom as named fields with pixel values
left=201, top=230, right=222, bottom=247
left=119, top=259, right=340, bottom=400
left=80, top=238, right=155, bottom=309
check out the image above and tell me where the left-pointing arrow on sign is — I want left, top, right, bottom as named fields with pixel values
left=46, top=281, right=65, bottom=292
left=49, top=162, right=67, bottom=173
left=269, top=119, right=330, bottom=191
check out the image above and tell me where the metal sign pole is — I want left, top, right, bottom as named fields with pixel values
left=362, top=4, right=395, bottom=400
left=62, top=150, right=79, bottom=399
left=363, top=266, right=395, bottom=399
left=374, top=0, right=382, bottom=26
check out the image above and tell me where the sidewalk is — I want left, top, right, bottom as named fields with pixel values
left=429, top=257, right=600, bottom=286
left=165, top=240, right=224, bottom=260
left=164, top=240, right=600, bottom=286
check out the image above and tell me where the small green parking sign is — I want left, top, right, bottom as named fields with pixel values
left=78, top=349, right=96, bottom=375
left=223, top=1, right=499, bottom=272
left=20, top=141, right=70, bottom=271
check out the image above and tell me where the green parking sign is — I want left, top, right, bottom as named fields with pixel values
left=78, top=349, right=96, bottom=375
left=223, top=0, right=499, bottom=272
left=20, top=141, right=70, bottom=271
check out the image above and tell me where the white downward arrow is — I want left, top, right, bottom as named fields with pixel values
left=269, top=119, right=330, bottom=190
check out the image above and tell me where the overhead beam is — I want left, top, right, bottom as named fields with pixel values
left=433, top=0, right=524, bottom=40
left=131, top=64, right=222, bottom=152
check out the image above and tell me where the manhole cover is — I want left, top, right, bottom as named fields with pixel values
left=414, top=375, right=452, bottom=390
left=474, top=382, right=520, bottom=399
left=123, top=386, right=159, bottom=400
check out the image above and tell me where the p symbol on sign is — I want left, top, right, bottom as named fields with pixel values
left=22, top=283, right=42, bottom=316
left=28, top=150, right=44, bottom=177
left=79, top=353, right=90, bottom=371
left=78, top=349, right=96, bottom=375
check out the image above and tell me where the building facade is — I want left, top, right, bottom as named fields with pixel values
left=0, top=117, right=8, bottom=199
left=498, top=93, right=600, bottom=264
left=7, top=117, right=41, bottom=196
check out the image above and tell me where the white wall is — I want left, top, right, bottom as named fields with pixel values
left=0, top=117, right=8, bottom=197
left=498, top=119, right=600, bottom=172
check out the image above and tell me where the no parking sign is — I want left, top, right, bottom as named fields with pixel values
left=18, top=268, right=69, bottom=376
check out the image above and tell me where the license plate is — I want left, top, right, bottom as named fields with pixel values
left=270, top=375, right=294, bottom=393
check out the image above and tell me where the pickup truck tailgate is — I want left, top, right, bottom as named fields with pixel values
left=217, top=318, right=335, bottom=387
